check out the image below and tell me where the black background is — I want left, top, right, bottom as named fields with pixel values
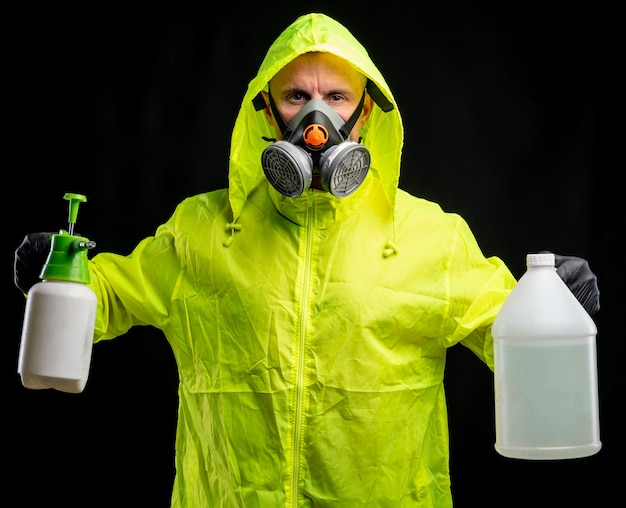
left=5, top=2, right=623, bottom=506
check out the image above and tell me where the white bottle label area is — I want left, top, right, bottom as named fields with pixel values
left=18, top=281, right=97, bottom=393
left=494, top=336, right=601, bottom=459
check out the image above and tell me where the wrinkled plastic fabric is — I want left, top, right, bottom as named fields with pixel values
left=87, top=13, right=517, bottom=508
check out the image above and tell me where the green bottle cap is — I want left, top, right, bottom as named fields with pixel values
left=40, top=193, right=96, bottom=284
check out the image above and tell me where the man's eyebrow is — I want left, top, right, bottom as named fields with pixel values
left=325, top=88, right=354, bottom=96
left=280, top=87, right=308, bottom=97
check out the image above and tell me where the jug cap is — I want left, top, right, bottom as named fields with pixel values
left=527, top=253, right=555, bottom=267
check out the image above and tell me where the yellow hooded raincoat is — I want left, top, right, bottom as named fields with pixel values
left=89, top=13, right=517, bottom=508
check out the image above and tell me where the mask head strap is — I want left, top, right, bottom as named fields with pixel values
left=266, top=88, right=289, bottom=138
left=338, top=90, right=366, bottom=139
left=365, top=79, right=394, bottom=112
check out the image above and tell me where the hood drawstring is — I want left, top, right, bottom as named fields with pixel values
left=383, top=241, right=398, bottom=258
left=383, top=204, right=398, bottom=258
left=224, top=221, right=242, bottom=247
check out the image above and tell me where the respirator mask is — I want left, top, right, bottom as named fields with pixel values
left=260, top=91, right=370, bottom=198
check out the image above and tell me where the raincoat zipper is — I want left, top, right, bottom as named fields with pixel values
left=291, top=190, right=315, bottom=507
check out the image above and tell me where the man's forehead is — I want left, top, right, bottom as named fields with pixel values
left=270, top=52, right=364, bottom=89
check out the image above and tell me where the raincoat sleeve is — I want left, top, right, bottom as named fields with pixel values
left=442, top=214, right=517, bottom=370
left=87, top=212, right=182, bottom=342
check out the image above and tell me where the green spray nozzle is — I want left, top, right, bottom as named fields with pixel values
left=64, top=192, right=87, bottom=235
left=40, top=192, right=96, bottom=284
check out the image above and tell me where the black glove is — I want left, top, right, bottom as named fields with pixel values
left=552, top=253, right=600, bottom=316
left=14, top=232, right=54, bottom=294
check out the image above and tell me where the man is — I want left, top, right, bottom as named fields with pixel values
left=14, top=13, right=599, bottom=507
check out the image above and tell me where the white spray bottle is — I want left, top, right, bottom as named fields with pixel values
left=17, top=193, right=97, bottom=394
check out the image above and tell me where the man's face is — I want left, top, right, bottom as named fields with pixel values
left=263, top=52, right=373, bottom=143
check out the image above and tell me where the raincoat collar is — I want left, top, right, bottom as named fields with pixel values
left=269, top=172, right=375, bottom=228
left=228, top=13, right=404, bottom=223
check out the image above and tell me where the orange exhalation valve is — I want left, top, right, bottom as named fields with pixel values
left=303, top=124, right=329, bottom=149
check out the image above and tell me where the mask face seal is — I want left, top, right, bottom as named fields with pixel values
left=261, top=95, right=370, bottom=198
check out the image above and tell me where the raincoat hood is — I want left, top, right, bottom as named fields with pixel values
left=228, top=12, right=403, bottom=221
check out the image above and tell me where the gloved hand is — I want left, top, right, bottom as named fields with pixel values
left=14, top=232, right=54, bottom=294
left=552, top=253, right=600, bottom=316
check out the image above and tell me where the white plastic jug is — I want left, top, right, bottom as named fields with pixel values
left=492, top=252, right=601, bottom=460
